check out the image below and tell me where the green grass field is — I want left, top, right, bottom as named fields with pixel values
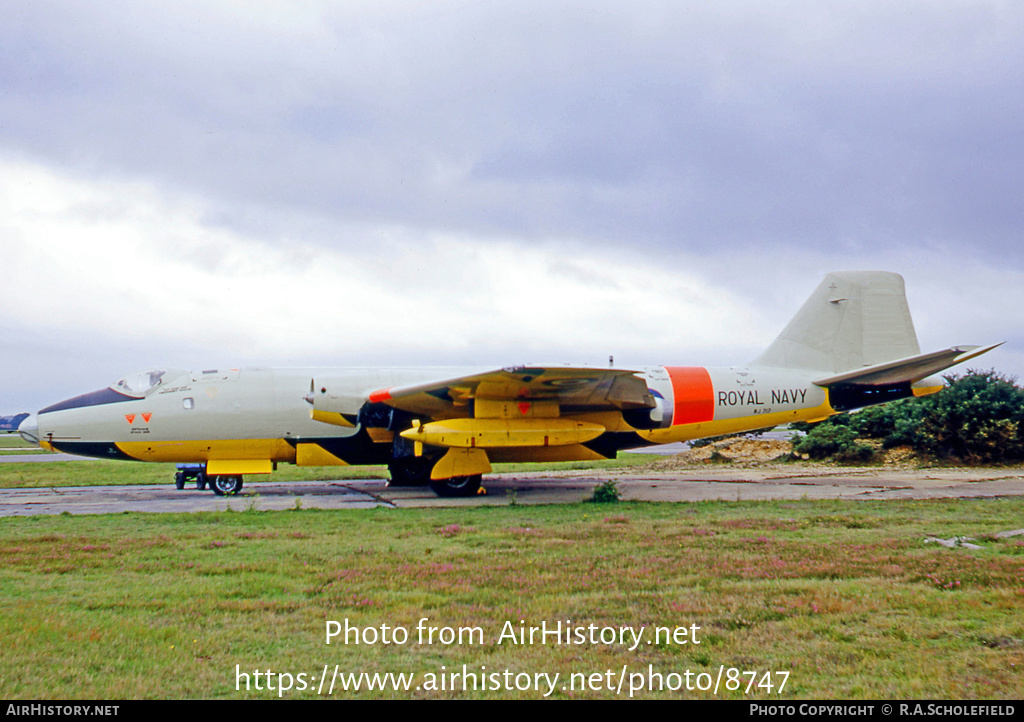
left=0, top=435, right=38, bottom=450
left=1, top=498, right=1021, bottom=699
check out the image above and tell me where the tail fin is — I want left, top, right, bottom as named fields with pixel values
left=751, top=271, right=920, bottom=373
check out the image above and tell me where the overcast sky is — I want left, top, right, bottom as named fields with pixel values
left=3, top=1, right=1023, bottom=413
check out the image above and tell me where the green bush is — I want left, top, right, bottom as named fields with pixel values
left=800, top=370, right=1024, bottom=464
left=792, top=424, right=874, bottom=462
left=915, top=371, right=1024, bottom=462
left=589, top=479, right=621, bottom=503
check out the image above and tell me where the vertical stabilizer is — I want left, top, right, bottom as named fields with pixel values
left=750, top=271, right=921, bottom=373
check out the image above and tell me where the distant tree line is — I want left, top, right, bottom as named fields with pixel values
left=792, top=370, right=1024, bottom=464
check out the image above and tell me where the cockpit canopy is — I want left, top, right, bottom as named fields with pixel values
left=110, top=368, right=185, bottom=398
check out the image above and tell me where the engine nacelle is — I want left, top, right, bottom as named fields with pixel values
left=622, top=395, right=668, bottom=430
left=305, top=379, right=364, bottom=427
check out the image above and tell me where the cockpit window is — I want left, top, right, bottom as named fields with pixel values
left=111, top=369, right=170, bottom=397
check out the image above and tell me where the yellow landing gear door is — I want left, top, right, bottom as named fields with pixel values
left=430, top=448, right=492, bottom=480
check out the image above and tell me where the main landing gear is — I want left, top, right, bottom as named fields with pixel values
left=388, top=437, right=483, bottom=497
left=173, top=464, right=243, bottom=496
left=387, top=455, right=434, bottom=487
left=428, top=474, right=482, bottom=498
left=390, top=457, right=482, bottom=497
left=209, top=475, right=244, bottom=496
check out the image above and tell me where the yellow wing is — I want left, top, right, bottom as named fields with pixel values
left=367, top=366, right=655, bottom=419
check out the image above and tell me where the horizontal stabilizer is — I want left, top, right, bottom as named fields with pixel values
left=813, top=343, right=1002, bottom=387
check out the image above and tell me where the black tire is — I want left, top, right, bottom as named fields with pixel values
left=174, top=472, right=185, bottom=490
left=209, top=475, right=243, bottom=496
left=387, top=457, right=434, bottom=487
left=197, top=471, right=207, bottom=490
left=428, top=474, right=482, bottom=498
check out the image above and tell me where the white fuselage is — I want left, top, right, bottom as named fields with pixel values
left=27, top=365, right=834, bottom=470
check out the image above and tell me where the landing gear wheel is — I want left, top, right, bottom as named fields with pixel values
left=174, top=472, right=185, bottom=490
left=387, top=457, right=434, bottom=487
left=209, top=475, right=243, bottom=496
left=428, top=474, right=482, bottom=498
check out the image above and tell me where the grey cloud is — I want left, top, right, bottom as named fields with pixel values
left=4, top=2, right=1022, bottom=265
left=3, top=1, right=1023, bottom=379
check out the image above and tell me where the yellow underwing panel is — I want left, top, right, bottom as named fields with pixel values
left=448, top=385, right=473, bottom=406
left=310, top=409, right=356, bottom=427
left=296, top=443, right=349, bottom=467
left=401, top=417, right=606, bottom=449
left=431, top=447, right=492, bottom=480
left=474, top=398, right=559, bottom=419
left=207, top=459, right=273, bottom=475
left=475, top=378, right=540, bottom=400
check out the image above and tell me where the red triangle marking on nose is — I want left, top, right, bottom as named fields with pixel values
left=518, top=402, right=531, bottom=415
left=125, top=414, right=135, bottom=424
left=142, top=413, right=152, bottom=423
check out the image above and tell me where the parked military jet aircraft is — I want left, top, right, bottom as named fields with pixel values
left=19, top=272, right=997, bottom=497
